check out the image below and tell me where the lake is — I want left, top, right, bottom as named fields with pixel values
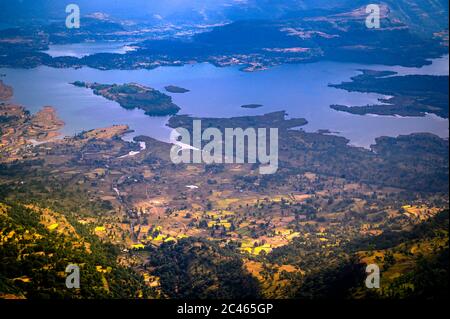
left=42, top=42, right=137, bottom=58
left=1, top=55, right=448, bottom=148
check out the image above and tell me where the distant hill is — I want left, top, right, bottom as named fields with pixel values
left=1, top=0, right=448, bottom=35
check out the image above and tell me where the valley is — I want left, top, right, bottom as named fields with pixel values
left=0, top=88, right=448, bottom=298
left=0, top=0, right=448, bottom=301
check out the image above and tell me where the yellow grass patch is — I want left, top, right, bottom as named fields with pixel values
left=47, top=223, right=59, bottom=231
left=95, top=226, right=106, bottom=233
left=13, top=276, right=31, bottom=283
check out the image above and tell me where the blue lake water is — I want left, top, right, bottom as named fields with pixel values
left=42, top=42, right=136, bottom=58
left=1, top=55, right=448, bottom=148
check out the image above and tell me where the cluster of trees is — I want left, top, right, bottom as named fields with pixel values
left=0, top=201, right=153, bottom=299
left=267, top=210, right=449, bottom=299
left=145, top=238, right=261, bottom=299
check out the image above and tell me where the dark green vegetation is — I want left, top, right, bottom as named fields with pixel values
left=164, top=85, right=190, bottom=94
left=169, top=111, right=308, bottom=132
left=72, top=81, right=180, bottom=116
left=145, top=238, right=260, bottom=299
left=330, top=70, right=449, bottom=118
left=269, top=210, right=449, bottom=299
left=355, top=210, right=449, bottom=299
left=0, top=202, right=153, bottom=299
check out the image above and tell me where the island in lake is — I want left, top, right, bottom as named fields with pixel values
left=71, top=81, right=181, bottom=116
left=241, top=104, right=263, bottom=109
left=329, top=70, right=449, bottom=118
left=165, top=85, right=190, bottom=94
